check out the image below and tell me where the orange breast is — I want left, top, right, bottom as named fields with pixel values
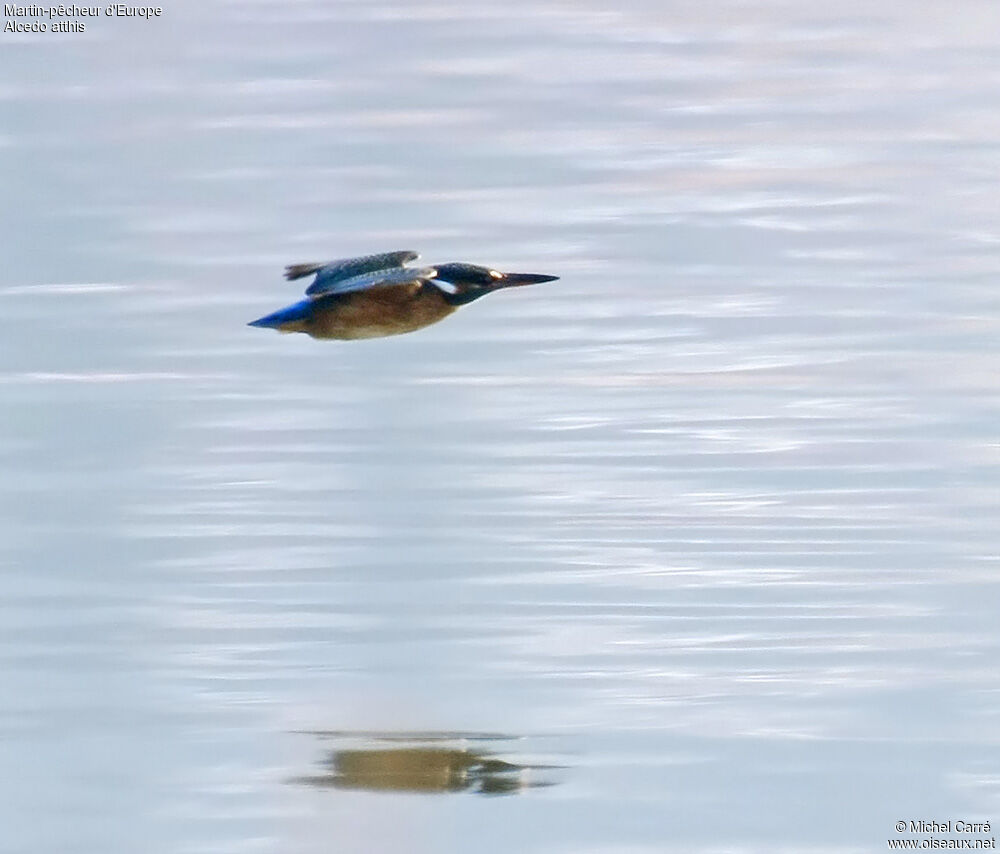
left=304, top=284, right=456, bottom=340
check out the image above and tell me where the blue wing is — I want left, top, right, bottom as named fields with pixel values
left=290, top=250, right=419, bottom=293
left=304, top=265, right=438, bottom=298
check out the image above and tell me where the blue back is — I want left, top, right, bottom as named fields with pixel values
left=305, top=266, right=437, bottom=298
left=305, top=251, right=419, bottom=295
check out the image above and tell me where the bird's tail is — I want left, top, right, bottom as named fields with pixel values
left=248, top=298, right=313, bottom=330
left=284, top=262, right=325, bottom=281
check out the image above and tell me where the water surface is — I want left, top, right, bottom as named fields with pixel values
left=2, top=1, right=999, bottom=852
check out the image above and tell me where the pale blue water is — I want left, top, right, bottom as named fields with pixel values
left=2, top=1, right=999, bottom=852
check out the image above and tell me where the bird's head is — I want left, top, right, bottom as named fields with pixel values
left=431, top=263, right=558, bottom=305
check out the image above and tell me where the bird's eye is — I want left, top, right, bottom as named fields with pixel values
left=489, top=270, right=503, bottom=279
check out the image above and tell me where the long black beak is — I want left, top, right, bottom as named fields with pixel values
left=498, top=272, right=559, bottom=287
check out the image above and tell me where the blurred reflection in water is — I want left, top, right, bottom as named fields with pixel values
left=293, top=732, right=561, bottom=796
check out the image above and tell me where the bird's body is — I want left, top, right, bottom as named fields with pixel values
left=249, top=251, right=557, bottom=341
left=269, top=283, right=456, bottom=340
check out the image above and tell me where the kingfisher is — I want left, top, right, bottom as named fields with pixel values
left=248, top=250, right=558, bottom=340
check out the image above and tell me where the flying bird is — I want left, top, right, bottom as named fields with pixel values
left=248, top=250, right=558, bottom=340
